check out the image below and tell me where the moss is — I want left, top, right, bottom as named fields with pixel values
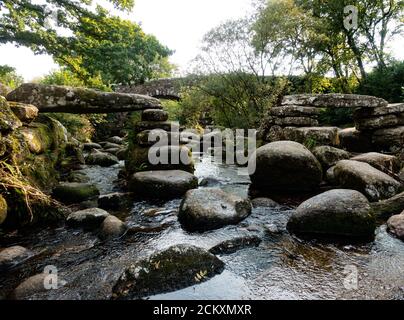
left=52, top=183, right=100, bottom=204
left=0, top=96, right=22, bottom=132
left=0, top=195, right=7, bottom=225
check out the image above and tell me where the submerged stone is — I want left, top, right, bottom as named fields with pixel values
left=52, top=182, right=100, bottom=204
left=66, top=208, right=109, bottom=229
left=287, top=189, right=376, bottom=241
left=178, top=188, right=252, bottom=232
left=209, top=235, right=262, bottom=255
left=0, top=246, right=32, bottom=271
left=112, top=245, right=225, bottom=299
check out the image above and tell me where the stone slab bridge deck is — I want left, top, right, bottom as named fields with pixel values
left=115, top=78, right=196, bottom=101
left=6, top=83, right=163, bottom=113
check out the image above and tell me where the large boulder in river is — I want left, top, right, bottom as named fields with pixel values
left=370, top=192, right=404, bottom=219
left=312, top=146, right=350, bottom=170
left=387, top=211, right=404, bottom=241
left=0, top=195, right=7, bottom=225
left=85, top=150, right=119, bottom=167
left=6, top=83, right=162, bottom=113
left=0, top=246, right=32, bottom=271
left=99, top=215, right=127, bottom=240
left=334, top=160, right=401, bottom=201
left=178, top=188, right=252, bottom=232
left=66, top=208, right=109, bottom=229
left=249, top=141, right=322, bottom=192
left=287, top=189, right=375, bottom=241
left=52, top=182, right=100, bottom=204
left=350, top=152, right=400, bottom=174
left=128, top=170, right=198, bottom=199
left=112, top=244, right=225, bottom=299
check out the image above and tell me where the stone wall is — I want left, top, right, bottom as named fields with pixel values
left=259, top=94, right=403, bottom=156
left=0, top=95, right=83, bottom=228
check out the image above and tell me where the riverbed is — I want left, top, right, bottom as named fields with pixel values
left=0, top=153, right=403, bottom=300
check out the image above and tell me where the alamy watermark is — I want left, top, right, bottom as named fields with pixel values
left=344, top=5, right=359, bottom=31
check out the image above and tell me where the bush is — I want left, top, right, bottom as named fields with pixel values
left=357, top=61, right=404, bottom=103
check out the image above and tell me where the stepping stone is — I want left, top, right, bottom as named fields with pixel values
left=128, top=170, right=198, bottom=199
left=141, top=109, right=169, bottom=122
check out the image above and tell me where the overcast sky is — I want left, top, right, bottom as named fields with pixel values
left=0, top=0, right=252, bottom=81
left=0, top=0, right=402, bottom=81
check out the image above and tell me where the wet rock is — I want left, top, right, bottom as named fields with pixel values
left=325, top=166, right=337, bottom=185
left=52, top=182, right=100, bottom=204
left=8, top=102, right=38, bottom=123
left=112, top=244, right=225, bottom=299
left=66, top=208, right=109, bottom=229
left=6, top=83, right=162, bottom=113
left=116, top=148, right=128, bottom=160
left=387, top=211, right=404, bottom=240
left=107, top=136, right=124, bottom=145
left=83, top=142, right=102, bottom=151
left=287, top=189, right=376, bottom=241
left=313, top=146, right=350, bottom=170
left=13, top=273, right=48, bottom=300
left=104, top=147, right=120, bottom=155
left=99, top=215, right=127, bottom=240
left=98, top=192, right=133, bottom=210
left=251, top=197, right=280, bottom=208
left=103, top=142, right=121, bottom=150
left=372, top=126, right=404, bottom=153
left=85, top=150, right=119, bottom=167
left=338, top=128, right=373, bottom=153
left=0, top=195, right=7, bottom=225
left=0, top=96, right=22, bottom=132
left=126, top=144, right=194, bottom=174
left=198, top=177, right=222, bottom=187
left=209, top=235, right=262, bottom=255
left=351, top=152, right=400, bottom=174
left=283, top=127, right=340, bottom=146
left=178, top=188, right=252, bottom=232
left=141, top=109, right=169, bottom=122
left=129, top=170, right=198, bottom=199
left=400, top=168, right=404, bottom=182
left=370, top=192, right=404, bottom=219
left=67, top=171, right=90, bottom=183
left=0, top=246, right=32, bottom=271
left=281, top=94, right=388, bottom=108
left=249, top=141, right=322, bottom=192
left=334, top=160, right=401, bottom=201
left=134, top=121, right=178, bottom=134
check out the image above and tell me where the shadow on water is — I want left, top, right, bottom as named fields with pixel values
left=0, top=154, right=403, bottom=300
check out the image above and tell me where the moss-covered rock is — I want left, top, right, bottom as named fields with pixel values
left=52, top=182, right=100, bottom=204
left=0, top=96, right=22, bottom=133
left=112, top=244, right=225, bottom=299
left=0, top=195, right=7, bottom=225
left=8, top=102, right=38, bottom=123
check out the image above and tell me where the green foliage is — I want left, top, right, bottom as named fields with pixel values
left=0, top=65, right=24, bottom=89
left=39, top=69, right=109, bottom=91
left=357, top=60, right=404, bottom=103
left=0, top=0, right=173, bottom=86
left=177, top=74, right=288, bottom=129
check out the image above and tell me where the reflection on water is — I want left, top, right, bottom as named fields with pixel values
left=0, top=154, right=403, bottom=300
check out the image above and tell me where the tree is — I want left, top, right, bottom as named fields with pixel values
left=0, top=0, right=173, bottom=85
left=0, top=64, right=24, bottom=88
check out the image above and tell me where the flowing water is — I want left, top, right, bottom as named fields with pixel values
left=0, top=154, right=403, bottom=300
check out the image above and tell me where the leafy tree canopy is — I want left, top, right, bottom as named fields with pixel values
left=0, top=0, right=174, bottom=85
